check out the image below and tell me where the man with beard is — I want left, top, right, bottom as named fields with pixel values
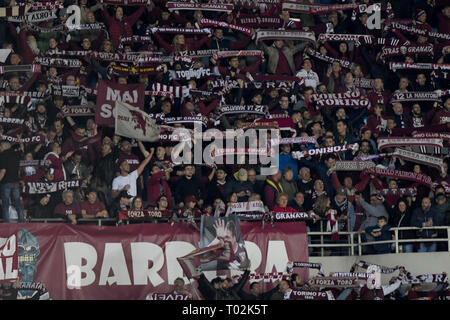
left=206, top=167, right=230, bottom=203
left=112, top=148, right=153, bottom=201
left=391, top=102, right=412, bottom=129
left=31, top=103, right=51, bottom=132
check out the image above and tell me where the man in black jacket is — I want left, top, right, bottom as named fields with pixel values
left=175, top=165, right=206, bottom=208
left=238, top=281, right=280, bottom=300
left=198, top=269, right=250, bottom=300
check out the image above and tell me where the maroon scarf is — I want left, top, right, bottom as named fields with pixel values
left=390, top=62, right=450, bottom=71
left=305, top=47, right=352, bottom=69
left=377, top=137, right=443, bottom=150
left=166, top=2, right=233, bottom=12
left=361, top=167, right=433, bottom=188
left=0, top=64, right=41, bottom=74
left=198, top=18, right=253, bottom=36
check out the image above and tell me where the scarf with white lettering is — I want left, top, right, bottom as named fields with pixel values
left=393, top=148, right=444, bottom=174
left=215, top=105, right=268, bottom=120
left=390, top=91, right=442, bottom=103
left=198, top=18, right=253, bottom=36
left=147, top=293, right=190, bottom=300
left=118, top=35, right=154, bottom=49
left=380, top=44, right=434, bottom=61
left=384, top=19, right=450, bottom=42
left=272, top=211, right=314, bottom=222
left=225, top=200, right=265, bottom=217
left=214, top=147, right=271, bottom=157
left=380, top=187, right=417, bottom=197
left=0, top=95, right=32, bottom=109
left=0, top=117, right=25, bottom=125
left=0, top=91, right=46, bottom=99
left=244, top=272, right=290, bottom=281
left=210, top=0, right=280, bottom=9
left=23, top=180, right=87, bottom=194
left=318, top=33, right=401, bottom=46
left=0, top=64, right=41, bottom=74
left=151, top=27, right=211, bottom=35
left=48, top=85, right=81, bottom=97
left=61, top=105, right=95, bottom=117
left=1, top=134, right=43, bottom=144
left=290, top=289, right=335, bottom=300
left=111, top=65, right=157, bottom=75
left=46, top=50, right=89, bottom=58
left=212, top=50, right=264, bottom=60
left=35, top=57, right=82, bottom=68
left=8, top=9, right=57, bottom=23
left=434, top=70, right=449, bottom=80
left=353, top=78, right=375, bottom=89
left=282, top=2, right=358, bottom=14
left=19, top=160, right=50, bottom=167
left=151, top=83, right=190, bottom=98
left=360, top=167, right=433, bottom=188
left=18, top=1, right=64, bottom=10
left=271, top=136, right=318, bottom=147
left=170, top=67, right=213, bottom=80
left=332, top=272, right=371, bottom=280
left=308, top=276, right=359, bottom=288
left=311, top=91, right=361, bottom=101
left=256, top=30, right=315, bottom=43
left=163, top=116, right=207, bottom=126
left=305, top=47, right=352, bottom=69
left=118, top=209, right=171, bottom=221
left=335, top=161, right=375, bottom=171
left=166, top=2, right=233, bottom=12
left=389, top=62, right=450, bottom=71
left=286, top=261, right=325, bottom=275
left=237, top=16, right=283, bottom=28
left=352, top=260, right=402, bottom=274
left=413, top=132, right=450, bottom=142
left=292, top=143, right=359, bottom=159
left=377, top=137, right=443, bottom=150
left=316, top=98, right=371, bottom=108
left=99, top=0, right=151, bottom=5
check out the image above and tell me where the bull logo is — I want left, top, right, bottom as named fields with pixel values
left=129, top=110, right=149, bottom=136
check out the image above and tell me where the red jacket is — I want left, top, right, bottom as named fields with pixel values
left=102, top=6, right=145, bottom=48
left=146, top=171, right=173, bottom=209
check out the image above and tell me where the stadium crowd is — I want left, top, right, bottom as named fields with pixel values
left=0, top=0, right=449, bottom=259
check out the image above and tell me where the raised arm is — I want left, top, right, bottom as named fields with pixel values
left=136, top=148, right=154, bottom=176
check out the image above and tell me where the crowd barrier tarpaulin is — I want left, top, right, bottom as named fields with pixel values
left=0, top=222, right=308, bottom=300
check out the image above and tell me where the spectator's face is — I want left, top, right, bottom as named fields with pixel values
left=64, top=193, right=74, bottom=205
left=120, top=161, right=130, bottom=173
left=37, top=104, right=46, bottom=114
left=55, top=121, right=64, bottom=134
left=216, top=169, right=226, bottom=181
left=277, top=195, right=288, bottom=207
left=324, top=138, right=334, bottom=147
left=161, top=102, right=171, bottom=114
left=76, top=127, right=86, bottom=137
left=87, top=12, right=95, bottom=23
left=230, top=193, right=238, bottom=202
left=412, top=104, right=421, bottom=115
left=319, top=45, right=327, bottom=55
left=279, top=280, right=290, bottom=292
left=387, top=118, right=396, bottom=129
left=49, top=67, right=58, bottom=77
left=337, top=122, right=346, bottom=135
left=302, top=60, right=312, bottom=71
left=174, top=279, right=184, bottom=291
left=339, top=42, right=347, bottom=54
left=158, top=197, right=168, bottom=209
left=378, top=219, right=386, bottom=228
left=88, top=192, right=97, bottom=203
left=269, top=89, right=278, bottom=98
left=359, top=13, right=368, bottom=25
left=121, top=141, right=131, bottom=153
left=284, top=170, right=293, bottom=181
left=444, top=98, right=450, bottom=112
left=115, top=7, right=124, bottom=20
left=362, top=130, right=371, bottom=140
left=10, top=54, right=20, bottom=65
left=215, top=29, right=224, bottom=40
left=9, top=77, right=20, bottom=90
left=177, top=35, right=185, bottom=45
left=314, top=180, right=324, bottom=192
left=41, top=196, right=50, bottom=206
left=118, top=77, right=127, bottom=85
left=336, top=108, right=346, bottom=119
left=413, top=165, right=421, bottom=174
left=300, top=168, right=310, bottom=180
left=389, top=180, right=398, bottom=189
left=274, top=40, right=284, bottom=49
left=332, top=62, right=340, bottom=72
left=66, top=76, right=76, bottom=86
left=247, top=170, right=256, bottom=183
left=185, top=166, right=195, bottom=177
left=82, top=38, right=91, bottom=49
left=229, top=57, right=239, bottom=68
left=252, top=94, right=262, bottom=105
left=399, top=78, right=409, bottom=89
left=133, top=198, right=143, bottom=209
left=103, top=41, right=113, bottom=52
left=250, top=283, right=261, bottom=295
left=328, top=12, right=338, bottom=25
left=156, top=146, right=165, bottom=159
left=295, top=193, right=304, bottom=205
left=49, top=38, right=57, bottom=49
left=361, top=142, right=370, bottom=153
left=393, top=103, right=403, bottom=115
left=416, top=74, right=426, bottom=85
left=280, top=96, right=289, bottom=108
left=444, top=6, right=450, bottom=18
left=398, top=201, right=407, bottom=213
left=343, top=177, right=353, bottom=189
left=374, top=79, right=383, bottom=91
left=74, top=154, right=82, bottom=164
left=344, top=72, right=354, bottom=85
left=102, top=143, right=111, bottom=156
left=422, top=198, right=431, bottom=211
left=418, top=12, right=427, bottom=23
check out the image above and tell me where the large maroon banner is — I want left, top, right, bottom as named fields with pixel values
left=95, top=80, right=145, bottom=127
left=0, top=222, right=308, bottom=300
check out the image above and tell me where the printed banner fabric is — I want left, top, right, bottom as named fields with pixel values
left=95, top=80, right=145, bottom=127
left=0, top=222, right=308, bottom=299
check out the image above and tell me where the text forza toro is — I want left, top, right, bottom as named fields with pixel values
left=64, top=239, right=291, bottom=288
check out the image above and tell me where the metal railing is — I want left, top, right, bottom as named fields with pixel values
left=308, top=226, right=450, bottom=256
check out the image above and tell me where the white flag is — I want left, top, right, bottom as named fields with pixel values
left=115, top=100, right=161, bottom=142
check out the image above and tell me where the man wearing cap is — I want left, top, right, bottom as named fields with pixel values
left=225, top=168, right=253, bottom=202
left=108, top=191, right=133, bottom=219
left=112, top=147, right=154, bottom=200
